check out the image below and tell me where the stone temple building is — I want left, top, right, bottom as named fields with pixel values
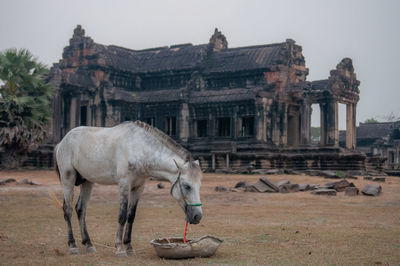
left=47, top=25, right=364, bottom=172
left=340, top=121, right=400, bottom=174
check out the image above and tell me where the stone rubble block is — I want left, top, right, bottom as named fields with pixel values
left=0, top=178, right=16, bottom=185
left=279, top=184, right=300, bottom=193
left=324, top=179, right=351, bottom=192
left=234, top=181, right=252, bottom=189
left=345, top=187, right=359, bottom=196
left=372, top=177, right=386, bottom=182
left=362, top=184, right=382, bottom=196
left=311, top=189, right=337, bottom=196
left=251, top=177, right=279, bottom=193
left=298, top=184, right=311, bottom=191
left=275, top=180, right=290, bottom=188
left=215, top=186, right=227, bottom=192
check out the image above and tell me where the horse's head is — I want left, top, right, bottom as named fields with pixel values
left=170, top=159, right=203, bottom=224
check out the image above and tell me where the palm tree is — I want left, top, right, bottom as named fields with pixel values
left=0, top=48, right=53, bottom=168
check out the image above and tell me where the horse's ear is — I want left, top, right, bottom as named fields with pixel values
left=193, top=160, right=200, bottom=166
left=173, top=159, right=181, bottom=170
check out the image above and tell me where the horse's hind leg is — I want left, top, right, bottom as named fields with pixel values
left=123, top=185, right=145, bottom=256
left=75, top=181, right=95, bottom=253
left=115, top=182, right=129, bottom=257
left=61, top=170, right=79, bottom=254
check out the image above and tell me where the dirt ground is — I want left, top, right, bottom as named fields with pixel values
left=0, top=170, right=399, bottom=265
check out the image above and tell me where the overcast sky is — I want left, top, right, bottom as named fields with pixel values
left=1, top=0, right=399, bottom=129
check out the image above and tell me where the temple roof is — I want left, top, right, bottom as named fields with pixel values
left=62, top=25, right=288, bottom=75
left=356, top=122, right=393, bottom=139
left=101, top=42, right=285, bottom=74
left=204, top=44, right=283, bottom=73
left=103, top=44, right=209, bottom=73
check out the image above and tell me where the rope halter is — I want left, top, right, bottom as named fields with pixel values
left=170, top=168, right=202, bottom=209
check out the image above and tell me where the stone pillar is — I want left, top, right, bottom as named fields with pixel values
left=211, top=154, right=216, bottom=171
left=333, top=101, right=339, bottom=146
left=320, top=103, right=326, bottom=145
left=179, top=103, right=189, bottom=142
left=352, top=103, right=357, bottom=149
left=226, top=153, right=230, bottom=169
left=96, top=104, right=102, bottom=126
left=271, top=102, right=280, bottom=145
left=280, top=103, right=288, bottom=146
left=320, top=100, right=338, bottom=146
left=346, top=103, right=355, bottom=149
left=255, top=99, right=268, bottom=141
left=233, top=106, right=239, bottom=139
left=208, top=113, right=214, bottom=138
left=69, top=97, right=77, bottom=130
left=86, top=104, right=92, bottom=126
left=300, top=101, right=311, bottom=145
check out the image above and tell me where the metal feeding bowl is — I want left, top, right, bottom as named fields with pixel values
left=150, top=235, right=223, bottom=259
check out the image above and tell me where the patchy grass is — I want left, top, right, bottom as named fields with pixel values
left=0, top=170, right=399, bottom=265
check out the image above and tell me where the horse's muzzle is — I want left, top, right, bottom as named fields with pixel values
left=187, top=208, right=202, bottom=224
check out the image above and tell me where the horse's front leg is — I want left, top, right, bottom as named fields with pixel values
left=123, top=185, right=145, bottom=256
left=115, top=182, right=130, bottom=257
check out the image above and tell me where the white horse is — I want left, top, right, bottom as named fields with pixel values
left=55, top=121, right=203, bottom=256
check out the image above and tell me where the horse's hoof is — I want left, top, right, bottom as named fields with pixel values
left=69, top=247, right=79, bottom=255
left=87, top=246, right=96, bottom=254
left=126, top=248, right=136, bottom=256
left=116, top=250, right=127, bottom=257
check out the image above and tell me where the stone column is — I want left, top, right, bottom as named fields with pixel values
left=96, top=104, right=102, bottom=126
left=352, top=103, right=357, bottom=149
left=255, top=99, right=268, bottom=141
left=233, top=106, right=239, bottom=139
left=86, top=104, right=92, bottom=126
left=300, top=101, right=311, bottom=145
left=321, top=100, right=338, bottom=146
left=69, top=97, right=77, bottom=130
left=346, top=103, right=354, bottom=149
left=280, top=103, right=288, bottom=146
left=211, top=154, right=216, bottom=171
left=179, top=103, right=189, bottom=142
left=271, top=102, right=280, bottom=145
left=320, top=103, right=326, bottom=145
left=333, top=101, right=339, bottom=146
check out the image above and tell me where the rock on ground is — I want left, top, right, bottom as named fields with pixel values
left=279, top=184, right=300, bottom=193
left=215, top=186, right=227, bottom=192
left=251, top=177, right=279, bottom=193
left=345, top=187, right=359, bottom=196
left=234, top=181, right=252, bottom=189
left=311, top=189, right=337, bottom=196
left=276, top=180, right=290, bottom=187
left=0, top=178, right=16, bottom=185
left=17, top=179, right=38, bottom=185
left=325, top=179, right=351, bottom=192
left=298, top=184, right=311, bottom=191
left=362, top=184, right=382, bottom=196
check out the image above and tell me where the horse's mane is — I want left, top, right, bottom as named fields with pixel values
left=128, top=120, right=191, bottom=161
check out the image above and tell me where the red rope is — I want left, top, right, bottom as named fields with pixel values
left=183, top=221, right=188, bottom=243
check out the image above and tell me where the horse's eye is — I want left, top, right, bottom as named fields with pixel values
left=183, top=184, right=191, bottom=191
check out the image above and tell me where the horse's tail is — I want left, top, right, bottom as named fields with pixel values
left=48, top=189, right=63, bottom=210
left=51, top=144, right=63, bottom=210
